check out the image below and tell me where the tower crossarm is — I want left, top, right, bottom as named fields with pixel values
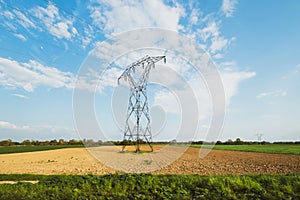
left=138, top=56, right=166, bottom=88
left=117, top=55, right=166, bottom=87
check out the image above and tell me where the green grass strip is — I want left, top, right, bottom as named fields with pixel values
left=0, top=174, right=299, bottom=199
left=192, top=144, right=300, bottom=155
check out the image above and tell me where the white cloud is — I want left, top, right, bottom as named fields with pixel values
left=0, top=57, right=74, bottom=92
left=13, top=33, right=26, bottom=41
left=189, top=8, right=199, bottom=25
left=194, top=19, right=234, bottom=56
left=48, top=21, right=73, bottom=39
left=153, top=90, right=181, bottom=114
left=98, top=67, right=123, bottom=91
left=198, top=21, right=220, bottom=42
left=0, top=8, right=34, bottom=31
left=221, top=70, right=256, bottom=105
left=1, top=1, right=95, bottom=48
left=0, top=121, right=20, bottom=130
left=75, top=67, right=123, bottom=93
left=213, top=53, right=224, bottom=59
left=150, top=55, right=255, bottom=118
left=81, top=25, right=95, bottom=48
left=0, top=121, right=76, bottom=140
left=30, top=3, right=77, bottom=40
left=2, top=10, right=14, bottom=19
left=30, top=3, right=59, bottom=23
left=0, top=56, right=123, bottom=94
left=256, top=90, right=287, bottom=98
left=88, top=0, right=185, bottom=35
left=221, top=0, right=238, bottom=17
left=210, top=36, right=228, bottom=53
left=219, top=61, right=236, bottom=68
left=11, top=93, right=29, bottom=99
left=13, top=9, right=36, bottom=29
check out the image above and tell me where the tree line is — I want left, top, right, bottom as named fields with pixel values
left=0, top=139, right=83, bottom=146
left=0, top=138, right=299, bottom=147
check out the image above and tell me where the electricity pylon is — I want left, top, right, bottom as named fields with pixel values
left=256, top=133, right=263, bottom=144
left=118, top=55, right=166, bottom=152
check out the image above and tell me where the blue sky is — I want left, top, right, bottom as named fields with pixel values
left=0, top=0, right=299, bottom=142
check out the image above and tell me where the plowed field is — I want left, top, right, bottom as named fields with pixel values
left=0, top=146, right=299, bottom=175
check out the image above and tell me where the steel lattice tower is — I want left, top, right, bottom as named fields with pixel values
left=118, top=55, right=166, bottom=152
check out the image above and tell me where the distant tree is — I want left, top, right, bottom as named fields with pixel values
left=42, top=140, right=50, bottom=145
left=31, top=140, right=40, bottom=145
left=58, top=139, right=67, bottom=145
left=234, top=138, right=243, bottom=145
left=97, top=140, right=103, bottom=145
left=216, top=141, right=223, bottom=145
left=49, top=139, right=58, bottom=145
left=21, top=139, right=31, bottom=146
left=68, top=139, right=83, bottom=145
left=191, top=141, right=203, bottom=145
left=226, top=139, right=234, bottom=145
left=261, top=141, right=270, bottom=145
left=0, top=139, right=13, bottom=146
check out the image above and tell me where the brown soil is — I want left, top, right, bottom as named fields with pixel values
left=0, top=146, right=299, bottom=175
left=154, top=147, right=300, bottom=175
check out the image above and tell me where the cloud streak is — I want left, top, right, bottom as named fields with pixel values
left=11, top=93, right=29, bottom=99
left=256, top=90, right=287, bottom=98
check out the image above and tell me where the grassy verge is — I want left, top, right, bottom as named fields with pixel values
left=0, top=174, right=299, bottom=199
left=192, top=144, right=300, bottom=155
left=0, top=145, right=84, bottom=154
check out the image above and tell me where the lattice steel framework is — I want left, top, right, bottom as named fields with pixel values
left=118, top=55, right=166, bottom=152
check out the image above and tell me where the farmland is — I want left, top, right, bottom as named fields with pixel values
left=0, top=145, right=299, bottom=199
left=0, top=146, right=299, bottom=175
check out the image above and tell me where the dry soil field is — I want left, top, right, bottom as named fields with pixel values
left=0, top=146, right=299, bottom=175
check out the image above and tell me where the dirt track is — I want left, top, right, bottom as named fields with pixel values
left=0, top=146, right=299, bottom=175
